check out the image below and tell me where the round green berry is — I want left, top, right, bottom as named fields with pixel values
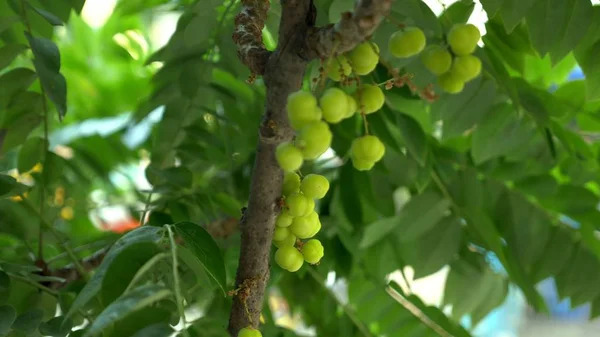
left=351, top=157, right=375, bottom=171
left=320, top=88, right=349, bottom=124
left=282, top=172, right=301, bottom=196
left=273, top=232, right=296, bottom=248
left=347, top=42, right=379, bottom=75
left=238, top=326, right=262, bottom=337
left=286, top=193, right=309, bottom=217
left=451, top=55, right=481, bottom=82
left=289, top=212, right=319, bottom=239
left=438, top=71, right=464, bottom=94
left=327, top=56, right=352, bottom=81
left=421, top=45, right=452, bottom=75
left=351, top=135, right=385, bottom=163
left=300, top=174, right=330, bottom=199
left=276, top=142, right=303, bottom=172
left=303, top=197, right=315, bottom=216
left=388, top=27, right=426, bottom=58
left=296, top=121, right=333, bottom=160
left=345, top=94, right=357, bottom=118
left=273, top=226, right=289, bottom=241
left=447, top=23, right=480, bottom=56
left=275, top=246, right=304, bottom=272
left=359, top=84, right=385, bottom=114
left=302, top=239, right=324, bottom=264
left=275, top=211, right=293, bottom=228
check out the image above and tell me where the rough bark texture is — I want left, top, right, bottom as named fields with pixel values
left=228, top=0, right=391, bottom=335
left=304, top=0, right=392, bottom=59
left=232, top=0, right=272, bottom=74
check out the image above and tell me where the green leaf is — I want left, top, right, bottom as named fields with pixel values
left=439, top=0, right=475, bottom=30
left=0, top=174, right=27, bottom=198
left=360, top=189, right=451, bottom=248
left=29, top=6, right=64, bottom=26
left=83, top=284, right=172, bottom=337
left=404, top=216, right=462, bottom=279
left=64, top=226, right=165, bottom=321
left=38, top=316, right=72, bottom=337
left=173, top=221, right=227, bottom=294
left=17, top=136, right=44, bottom=173
left=514, top=79, right=550, bottom=126
left=499, top=0, right=538, bottom=33
left=100, top=242, right=162, bottom=306
left=0, top=44, right=27, bottom=71
left=549, top=0, right=593, bottom=63
left=479, top=0, right=504, bottom=18
left=0, top=68, right=37, bottom=106
left=105, top=307, right=172, bottom=337
left=24, top=32, right=67, bottom=119
left=396, top=112, right=428, bottom=167
left=11, top=309, right=43, bottom=334
left=131, top=323, right=174, bottom=337
left=0, top=16, right=20, bottom=36
left=575, top=39, right=600, bottom=100
left=0, top=271, right=9, bottom=304
left=0, top=305, right=16, bottom=335
left=471, top=103, right=535, bottom=164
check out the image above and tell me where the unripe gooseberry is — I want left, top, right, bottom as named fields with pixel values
left=345, top=94, right=357, bottom=118
left=273, top=232, right=297, bottom=248
left=289, top=212, right=319, bottom=239
left=451, top=55, right=481, bottom=82
left=320, top=88, right=348, bottom=124
left=275, top=246, right=304, bottom=272
left=351, top=135, right=385, bottom=163
left=421, top=45, right=452, bottom=75
left=302, top=239, right=324, bottom=264
left=300, top=174, right=330, bottom=199
left=306, top=211, right=322, bottom=237
left=347, top=42, right=379, bottom=75
left=303, top=198, right=315, bottom=216
left=388, top=27, right=426, bottom=58
left=358, top=84, right=385, bottom=114
left=275, top=211, right=293, bottom=228
left=327, top=56, right=352, bottom=81
left=286, top=91, right=319, bottom=130
left=447, top=23, right=480, bottom=56
left=351, top=157, right=375, bottom=171
left=286, top=193, right=309, bottom=217
left=282, top=172, right=301, bottom=196
left=273, top=226, right=289, bottom=241
left=238, top=326, right=262, bottom=337
left=296, top=121, right=333, bottom=160
left=275, top=142, right=303, bottom=172
left=438, top=71, right=464, bottom=94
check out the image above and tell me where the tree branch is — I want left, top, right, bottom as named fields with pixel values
left=228, top=0, right=315, bottom=335
left=303, top=0, right=392, bottom=59
left=232, top=0, right=272, bottom=75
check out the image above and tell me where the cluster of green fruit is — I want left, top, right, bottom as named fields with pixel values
left=238, top=326, right=262, bottom=337
left=387, top=23, right=482, bottom=94
left=272, top=173, right=327, bottom=272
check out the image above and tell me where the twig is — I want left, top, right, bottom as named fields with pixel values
left=307, top=268, right=374, bottom=337
left=9, top=273, right=58, bottom=296
left=167, top=225, right=189, bottom=337
left=386, top=286, right=454, bottom=337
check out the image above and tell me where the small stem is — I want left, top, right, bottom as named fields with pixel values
left=20, top=0, right=52, bottom=262
left=9, top=273, right=58, bottom=296
left=20, top=196, right=87, bottom=278
left=140, top=191, right=154, bottom=226
left=307, top=267, right=374, bottom=337
left=124, top=252, right=169, bottom=293
left=166, top=225, right=190, bottom=337
left=46, top=239, right=114, bottom=265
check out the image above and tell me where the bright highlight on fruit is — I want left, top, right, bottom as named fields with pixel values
left=421, top=45, right=452, bottom=75
left=447, top=23, right=480, bottom=56
left=347, top=41, right=380, bottom=75
left=389, top=27, right=426, bottom=58
left=359, top=84, right=385, bottom=114
left=238, top=326, right=262, bottom=337
left=302, top=239, right=324, bottom=264
left=276, top=142, right=303, bottom=172
left=275, top=246, right=304, bottom=272
left=320, top=88, right=348, bottom=124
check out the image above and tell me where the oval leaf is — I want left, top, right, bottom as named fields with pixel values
left=0, top=305, right=16, bottom=335
left=173, top=221, right=226, bottom=294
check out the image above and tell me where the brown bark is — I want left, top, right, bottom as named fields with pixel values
left=227, top=0, right=392, bottom=335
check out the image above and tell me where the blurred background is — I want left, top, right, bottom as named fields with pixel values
left=2, top=0, right=599, bottom=336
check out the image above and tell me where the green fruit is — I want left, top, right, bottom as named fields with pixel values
left=327, top=56, right=352, bottom=81
left=306, top=211, right=322, bottom=237
left=388, top=27, right=426, bottom=58
left=289, top=212, right=319, bottom=239
left=351, top=157, right=375, bottom=171
left=296, top=121, right=333, bottom=160
left=438, top=71, right=464, bottom=94
left=421, top=45, right=452, bottom=75
left=320, top=88, right=348, bottom=124
left=273, top=226, right=289, bottom=241
left=358, top=84, right=385, bottom=114
left=303, top=198, right=315, bottom=216
left=275, top=211, right=293, bottom=227
left=302, top=239, right=325, bottom=264
left=351, top=135, right=385, bottom=163
left=286, top=193, right=309, bottom=217
left=275, top=142, right=303, bottom=172
left=451, top=55, right=481, bottom=82
left=347, top=42, right=379, bottom=75
left=282, top=172, right=301, bottom=196
left=300, top=174, right=330, bottom=199
left=447, top=23, right=480, bottom=56
left=275, top=246, right=304, bottom=272
left=345, top=94, right=357, bottom=118
left=273, top=232, right=297, bottom=248
left=287, top=91, right=320, bottom=130
left=238, top=326, right=263, bottom=337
